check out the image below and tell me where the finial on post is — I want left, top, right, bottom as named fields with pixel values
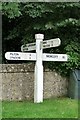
left=35, top=34, right=44, bottom=40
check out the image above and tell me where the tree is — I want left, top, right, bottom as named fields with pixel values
left=2, top=2, right=80, bottom=75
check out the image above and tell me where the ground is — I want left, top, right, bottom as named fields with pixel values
left=2, top=97, right=78, bottom=118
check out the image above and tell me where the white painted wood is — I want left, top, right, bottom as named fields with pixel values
left=5, top=52, right=36, bottom=61
left=21, top=42, right=36, bottom=51
left=5, top=52, right=68, bottom=62
left=42, top=38, right=61, bottom=49
left=21, top=38, right=61, bottom=51
left=43, top=53, right=68, bottom=61
left=34, top=34, right=44, bottom=103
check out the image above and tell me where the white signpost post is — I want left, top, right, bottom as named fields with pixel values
left=5, top=34, right=68, bottom=103
left=34, top=34, right=44, bottom=103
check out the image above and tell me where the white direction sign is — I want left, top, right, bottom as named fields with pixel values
left=43, top=53, right=68, bottom=61
left=42, top=38, right=61, bottom=49
left=5, top=52, right=68, bottom=62
left=5, top=52, right=36, bottom=61
left=21, top=43, right=36, bottom=52
left=21, top=38, right=61, bottom=52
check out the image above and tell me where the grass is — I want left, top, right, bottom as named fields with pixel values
left=0, top=101, right=2, bottom=119
left=2, top=97, right=78, bottom=118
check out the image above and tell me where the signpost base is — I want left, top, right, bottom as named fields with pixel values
left=34, top=64, right=43, bottom=103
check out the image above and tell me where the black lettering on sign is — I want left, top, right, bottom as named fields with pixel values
left=14, top=53, right=19, bottom=55
left=10, top=53, right=19, bottom=56
left=51, top=41, right=53, bottom=44
left=28, top=43, right=36, bottom=47
left=10, top=53, right=13, bottom=55
left=43, top=44, right=50, bottom=48
left=10, top=57, right=21, bottom=59
left=62, top=56, right=65, bottom=59
left=46, top=55, right=58, bottom=58
left=23, top=48, right=28, bottom=51
left=43, top=41, right=47, bottom=44
left=17, top=57, right=21, bottom=59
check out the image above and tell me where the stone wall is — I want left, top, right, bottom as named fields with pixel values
left=0, top=64, right=68, bottom=101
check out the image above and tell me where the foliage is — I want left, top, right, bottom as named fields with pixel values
left=2, top=2, right=80, bottom=76
left=2, top=3, right=21, bottom=18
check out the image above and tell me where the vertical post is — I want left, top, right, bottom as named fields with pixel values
left=34, top=34, right=44, bottom=103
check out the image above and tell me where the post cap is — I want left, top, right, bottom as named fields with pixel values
left=35, top=34, right=44, bottom=40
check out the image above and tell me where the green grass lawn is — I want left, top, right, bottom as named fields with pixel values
left=2, top=98, right=78, bottom=118
left=0, top=101, right=2, bottom=120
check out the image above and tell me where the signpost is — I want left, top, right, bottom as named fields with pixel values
left=5, top=34, right=68, bottom=103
